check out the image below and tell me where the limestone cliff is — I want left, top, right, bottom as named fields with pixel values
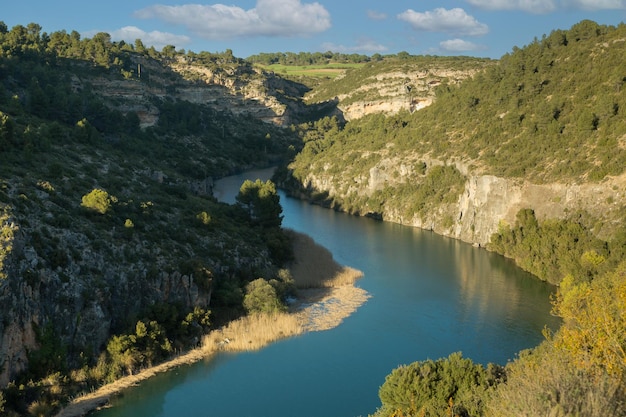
left=305, top=58, right=492, bottom=121
left=0, top=206, right=212, bottom=385
left=335, top=68, right=479, bottom=121
left=291, top=157, right=626, bottom=249
left=85, top=55, right=314, bottom=128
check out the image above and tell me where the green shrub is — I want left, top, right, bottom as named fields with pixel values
left=376, top=352, right=503, bottom=417
left=488, top=209, right=609, bottom=284
left=243, top=278, right=286, bottom=314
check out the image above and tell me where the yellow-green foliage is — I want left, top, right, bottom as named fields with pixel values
left=196, top=211, right=212, bottom=226
left=81, top=188, right=115, bottom=215
left=554, top=261, right=626, bottom=378
left=486, top=261, right=626, bottom=416
left=480, top=217, right=626, bottom=416
left=0, top=206, right=15, bottom=280
left=486, top=341, right=624, bottom=417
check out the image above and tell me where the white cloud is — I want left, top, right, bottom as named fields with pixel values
left=439, top=38, right=486, bottom=52
left=367, top=10, right=388, bottom=20
left=135, top=0, right=331, bottom=40
left=465, top=0, right=557, bottom=13
left=397, top=8, right=488, bottom=36
left=321, top=38, right=388, bottom=53
left=565, top=0, right=626, bottom=10
left=108, top=26, right=191, bottom=49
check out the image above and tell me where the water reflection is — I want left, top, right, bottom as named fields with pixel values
left=93, top=170, right=560, bottom=417
left=451, top=235, right=557, bottom=339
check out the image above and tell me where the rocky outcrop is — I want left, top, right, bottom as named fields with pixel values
left=321, top=68, right=482, bottom=121
left=295, top=158, right=626, bottom=248
left=448, top=174, right=625, bottom=245
left=0, top=227, right=213, bottom=386
left=84, top=57, right=310, bottom=128
left=0, top=178, right=252, bottom=386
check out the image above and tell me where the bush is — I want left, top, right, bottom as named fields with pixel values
left=487, top=342, right=625, bottom=417
left=376, top=352, right=502, bottom=417
left=243, top=278, right=286, bottom=314
left=196, top=211, right=212, bottom=226
left=81, top=188, right=115, bottom=214
left=488, top=209, right=609, bottom=284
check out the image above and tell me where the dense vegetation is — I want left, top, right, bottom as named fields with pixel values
left=281, top=20, right=626, bottom=417
left=281, top=113, right=468, bottom=224
left=488, top=208, right=626, bottom=285
left=0, top=21, right=302, bottom=416
left=374, top=352, right=505, bottom=417
left=291, top=20, right=626, bottom=184
left=246, top=50, right=372, bottom=66
left=1, top=17, right=626, bottom=417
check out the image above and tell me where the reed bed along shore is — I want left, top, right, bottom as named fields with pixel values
left=286, top=229, right=363, bottom=289
left=203, top=312, right=303, bottom=352
left=54, top=230, right=368, bottom=417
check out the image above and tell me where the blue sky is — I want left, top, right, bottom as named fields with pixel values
left=4, top=0, right=626, bottom=59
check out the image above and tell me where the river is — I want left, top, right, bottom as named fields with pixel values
left=94, top=168, right=560, bottom=417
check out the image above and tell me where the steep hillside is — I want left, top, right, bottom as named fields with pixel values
left=286, top=20, right=626, bottom=254
left=0, top=27, right=500, bottom=413
left=0, top=23, right=303, bottom=407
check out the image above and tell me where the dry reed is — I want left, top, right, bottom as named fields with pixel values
left=202, top=312, right=304, bottom=353
left=201, top=230, right=369, bottom=349
left=285, top=229, right=364, bottom=288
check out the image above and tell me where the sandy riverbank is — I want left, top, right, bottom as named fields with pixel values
left=53, top=230, right=369, bottom=417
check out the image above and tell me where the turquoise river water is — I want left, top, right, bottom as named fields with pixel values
left=93, top=168, right=560, bottom=417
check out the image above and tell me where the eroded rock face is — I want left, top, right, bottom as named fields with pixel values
left=0, top=279, right=38, bottom=386
left=298, top=159, right=626, bottom=248
left=449, top=174, right=625, bottom=245
left=86, top=58, right=302, bottom=128
left=0, top=223, right=214, bottom=386
left=336, top=68, right=480, bottom=121
left=0, top=322, right=37, bottom=385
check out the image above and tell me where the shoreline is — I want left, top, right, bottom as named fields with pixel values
left=53, top=230, right=369, bottom=417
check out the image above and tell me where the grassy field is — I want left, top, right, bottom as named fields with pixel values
left=258, top=62, right=365, bottom=79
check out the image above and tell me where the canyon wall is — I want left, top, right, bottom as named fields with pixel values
left=298, top=158, right=625, bottom=248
